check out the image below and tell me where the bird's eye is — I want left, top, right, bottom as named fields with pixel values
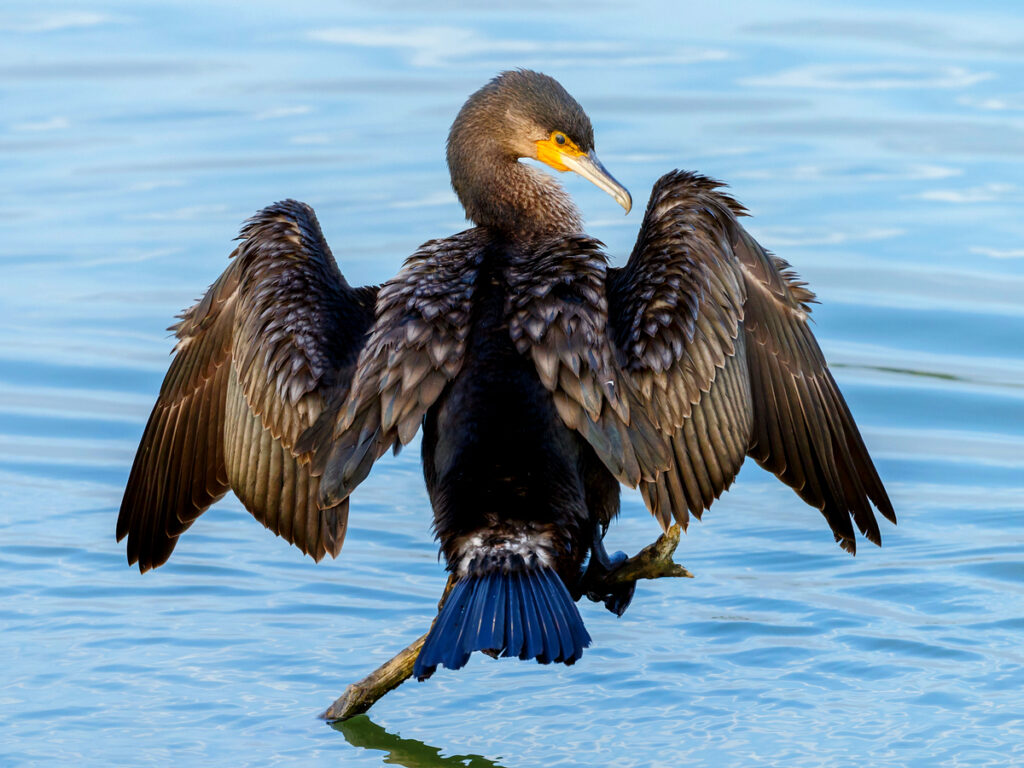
left=554, top=133, right=566, bottom=145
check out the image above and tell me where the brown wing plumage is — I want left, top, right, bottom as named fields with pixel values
left=607, top=170, right=894, bottom=552
left=736, top=227, right=895, bottom=551
left=118, top=265, right=237, bottom=571
left=608, top=172, right=749, bottom=530
left=311, top=230, right=488, bottom=507
left=117, top=201, right=377, bottom=572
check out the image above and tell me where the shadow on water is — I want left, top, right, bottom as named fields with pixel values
left=332, top=714, right=510, bottom=768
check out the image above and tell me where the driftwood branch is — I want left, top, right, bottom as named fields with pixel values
left=584, top=524, right=692, bottom=587
left=321, top=525, right=690, bottom=722
left=321, top=575, right=456, bottom=722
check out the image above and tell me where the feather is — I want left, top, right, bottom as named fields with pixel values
left=605, top=170, right=891, bottom=552
left=118, top=200, right=375, bottom=571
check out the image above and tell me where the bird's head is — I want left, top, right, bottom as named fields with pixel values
left=448, top=70, right=632, bottom=224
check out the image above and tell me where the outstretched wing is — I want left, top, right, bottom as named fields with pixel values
left=607, top=171, right=894, bottom=553
left=736, top=226, right=895, bottom=551
left=311, top=230, right=488, bottom=507
left=117, top=201, right=377, bottom=572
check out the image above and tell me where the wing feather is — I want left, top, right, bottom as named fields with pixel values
left=611, top=171, right=893, bottom=552
left=736, top=228, right=895, bottom=551
left=117, top=201, right=375, bottom=571
left=609, top=172, right=748, bottom=529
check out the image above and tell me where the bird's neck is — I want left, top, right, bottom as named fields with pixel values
left=450, top=147, right=583, bottom=241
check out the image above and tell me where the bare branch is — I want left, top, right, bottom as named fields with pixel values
left=321, top=575, right=456, bottom=723
left=600, top=524, right=693, bottom=585
left=321, top=632, right=429, bottom=722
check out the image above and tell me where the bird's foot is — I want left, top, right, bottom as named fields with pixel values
left=582, top=550, right=636, bottom=617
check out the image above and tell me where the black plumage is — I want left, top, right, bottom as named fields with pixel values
left=118, top=70, right=895, bottom=676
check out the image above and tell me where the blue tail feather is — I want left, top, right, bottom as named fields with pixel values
left=413, top=567, right=591, bottom=680
left=502, top=574, right=523, bottom=659
left=416, top=576, right=474, bottom=675
left=546, top=568, right=591, bottom=658
left=456, top=572, right=491, bottom=660
left=538, top=569, right=574, bottom=663
left=517, top=572, right=543, bottom=661
left=521, top=570, right=555, bottom=664
left=481, top=572, right=506, bottom=652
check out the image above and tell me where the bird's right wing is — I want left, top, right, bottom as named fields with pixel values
left=735, top=226, right=895, bottom=550
left=310, top=230, right=488, bottom=507
left=607, top=171, right=894, bottom=553
left=607, top=172, right=749, bottom=530
left=118, top=201, right=377, bottom=571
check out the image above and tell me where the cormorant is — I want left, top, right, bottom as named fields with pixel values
left=118, top=70, right=895, bottom=680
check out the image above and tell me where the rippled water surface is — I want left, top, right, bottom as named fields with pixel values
left=3, top=2, right=1024, bottom=766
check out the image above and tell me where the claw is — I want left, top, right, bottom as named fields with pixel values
left=578, top=542, right=637, bottom=616
left=588, top=581, right=635, bottom=616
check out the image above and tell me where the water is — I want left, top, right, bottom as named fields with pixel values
left=2, top=2, right=1023, bottom=766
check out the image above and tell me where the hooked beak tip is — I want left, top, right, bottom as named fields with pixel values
left=560, top=149, right=632, bottom=217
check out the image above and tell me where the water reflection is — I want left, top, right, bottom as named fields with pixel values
left=333, top=715, right=508, bottom=768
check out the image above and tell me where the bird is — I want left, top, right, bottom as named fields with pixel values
left=117, top=69, right=895, bottom=680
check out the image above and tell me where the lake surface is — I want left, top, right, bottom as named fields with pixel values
left=3, top=2, right=1024, bottom=766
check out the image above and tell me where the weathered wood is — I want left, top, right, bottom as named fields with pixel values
left=593, top=524, right=693, bottom=586
left=321, top=527, right=690, bottom=722
left=321, top=575, right=456, bottom=722
left=321, top=632, right=430, bottom=722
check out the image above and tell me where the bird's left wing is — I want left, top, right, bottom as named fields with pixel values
left=607, top=172, right=749, bottom=530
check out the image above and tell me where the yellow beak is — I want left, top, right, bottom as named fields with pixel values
left=535, top=137, right=632, bottom=214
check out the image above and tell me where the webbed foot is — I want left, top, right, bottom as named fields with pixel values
left=586, top=550, right=636, bottom=616
left=576, top=546, right=637, bottom=617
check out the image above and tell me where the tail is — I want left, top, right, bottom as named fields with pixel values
left=413, top=567, right=591, bottom=680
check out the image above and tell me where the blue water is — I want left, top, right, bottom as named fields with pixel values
left=3, top=2, right=1024, bottom=766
